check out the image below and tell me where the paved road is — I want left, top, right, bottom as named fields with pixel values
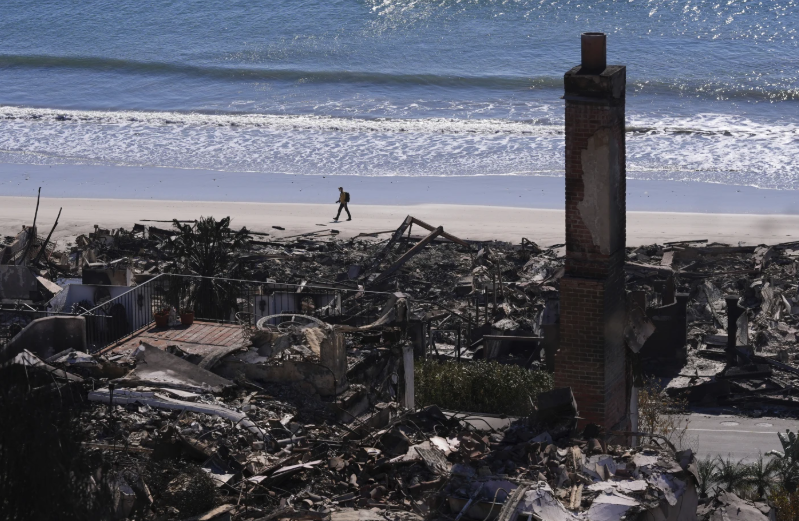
left=688, top=413, right=797, bottom=463
left=443, top=410, right=797, bottom=464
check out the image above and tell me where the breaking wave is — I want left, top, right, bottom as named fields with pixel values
left=0, top=105, right=558, bottom=136
left=4, top=106, right=798, bottom=140
left=0, top=106, right=797, bottom=189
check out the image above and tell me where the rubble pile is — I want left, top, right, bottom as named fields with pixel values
left=696, top=491, right=775, bottom=521
left=7, top=342, right=703, bottom=521
left=3, top=214, right=567, bottom=370
left=625, top=240, right=799, bottom=416
left=17, top=218, right=795, bottom=414
left=4, top=203, right=799, bottom=520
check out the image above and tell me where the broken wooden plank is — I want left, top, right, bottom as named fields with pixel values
left=33, top=207, right=62, bottom=265
left=360, top=215, right=414, bottom=278
left=409, top=217, right=470, bottom=248
left=750, top=352, right=799, bottom=377
left=569, top=484, right=583, bottom=510
left=355, top=230, right=397, bottom=238
left=81, top=442, right=154, bottom=454
left=754, top=245, right=774, bottom=271
left=372, top=226, right=443, bottom=284
left=663, top=239, right=708, bottom=246
left=414, top=446, right=450, bottom=475
left=625, top=261, right=674, bottom=275
left=139, top=219, right=195, bottom=223
left=673, top=246, right=757, bottom=262
left=279, top=229, right=333, bottom=240
left=17, top=187, right=41, bottom=266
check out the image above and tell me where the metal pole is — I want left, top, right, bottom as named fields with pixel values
left=498, top=267, right=504, bottom=300
left=108, top=382, right=116, bottom=417
left=18, top=187, right=41, bottom=265
left=33, top=206, right=61, bottom=265
left=484, top=288, right=489, bottom=326
left=492, top=274, right=497, bottom=316
left=32, top=187, right=40, bottom=232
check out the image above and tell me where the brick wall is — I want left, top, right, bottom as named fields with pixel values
left=556, top=265, right=626, bottom=429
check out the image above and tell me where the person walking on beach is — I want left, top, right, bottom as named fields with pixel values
left=334, top=187, right=351, bottom=221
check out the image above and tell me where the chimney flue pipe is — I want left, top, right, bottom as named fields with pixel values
left=581, top=32, right=607, bottom=73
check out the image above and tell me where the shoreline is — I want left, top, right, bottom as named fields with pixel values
left=1, top=162, right=799, bottom=214
left=3, top=162, right=799, bottom=247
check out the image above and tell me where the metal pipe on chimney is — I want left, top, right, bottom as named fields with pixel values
left=581, top=32, right=607, bottom=73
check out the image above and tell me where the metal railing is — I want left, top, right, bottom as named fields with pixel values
left=79, top=274, right=388, bottom=353
left=0, top=307, right=95, bottom=352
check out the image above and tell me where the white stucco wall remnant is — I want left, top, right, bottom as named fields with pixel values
left=578, top=128, right=621, bottom=255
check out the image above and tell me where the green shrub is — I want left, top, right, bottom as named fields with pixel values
left=745, top=453, right=779, bottom=500
left=696, top=456, right=718, bottom=498
left=415, top=359, right=553, bottom=416
left=714, top=454, right=750, bottom=495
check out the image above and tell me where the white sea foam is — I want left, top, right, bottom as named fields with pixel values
left=0, top=106, right=558, bottom=136
left=0, top=106, right=797, bottom=189
left=626, top=113, right=799, bottom=188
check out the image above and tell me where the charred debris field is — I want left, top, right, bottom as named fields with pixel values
left=2, top=213, right=799, bottom=520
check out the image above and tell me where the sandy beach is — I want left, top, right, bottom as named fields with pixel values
left=2, top=195, right=799, bottom=248
left=3, top=163, right=799, bottom=247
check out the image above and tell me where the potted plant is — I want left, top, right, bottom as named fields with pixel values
left=154, top=308, right=170, bottom=328
left=180, top=308, right=195, bottom=327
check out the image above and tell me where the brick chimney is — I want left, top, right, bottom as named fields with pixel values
left=555, top=33, right=628, bottom=431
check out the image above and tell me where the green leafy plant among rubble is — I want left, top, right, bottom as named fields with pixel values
left=769, top=429, right=799, bottom=493
left=696, top=456, right=718, bottom=498
left=163, top=216, right=252, bottom=320
left=768, top=429, right=799, bottom=521
left=714, top=454, right=750, bottom=495
left=746, top=452, right=780, bottom=500
left=699, top=452, right=779, bottom=500
left=414, top=359, right=553, bottom=416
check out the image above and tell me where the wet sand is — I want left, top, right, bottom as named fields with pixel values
left=2, top=163, right=799, bottom=214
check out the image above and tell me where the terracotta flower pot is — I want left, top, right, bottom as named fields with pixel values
left=154, top=313, right=169, bottom=328
left=180, top=311, right=195, bottom=326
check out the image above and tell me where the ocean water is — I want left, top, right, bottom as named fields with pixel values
left=0, top=0, right=797, bottom=189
